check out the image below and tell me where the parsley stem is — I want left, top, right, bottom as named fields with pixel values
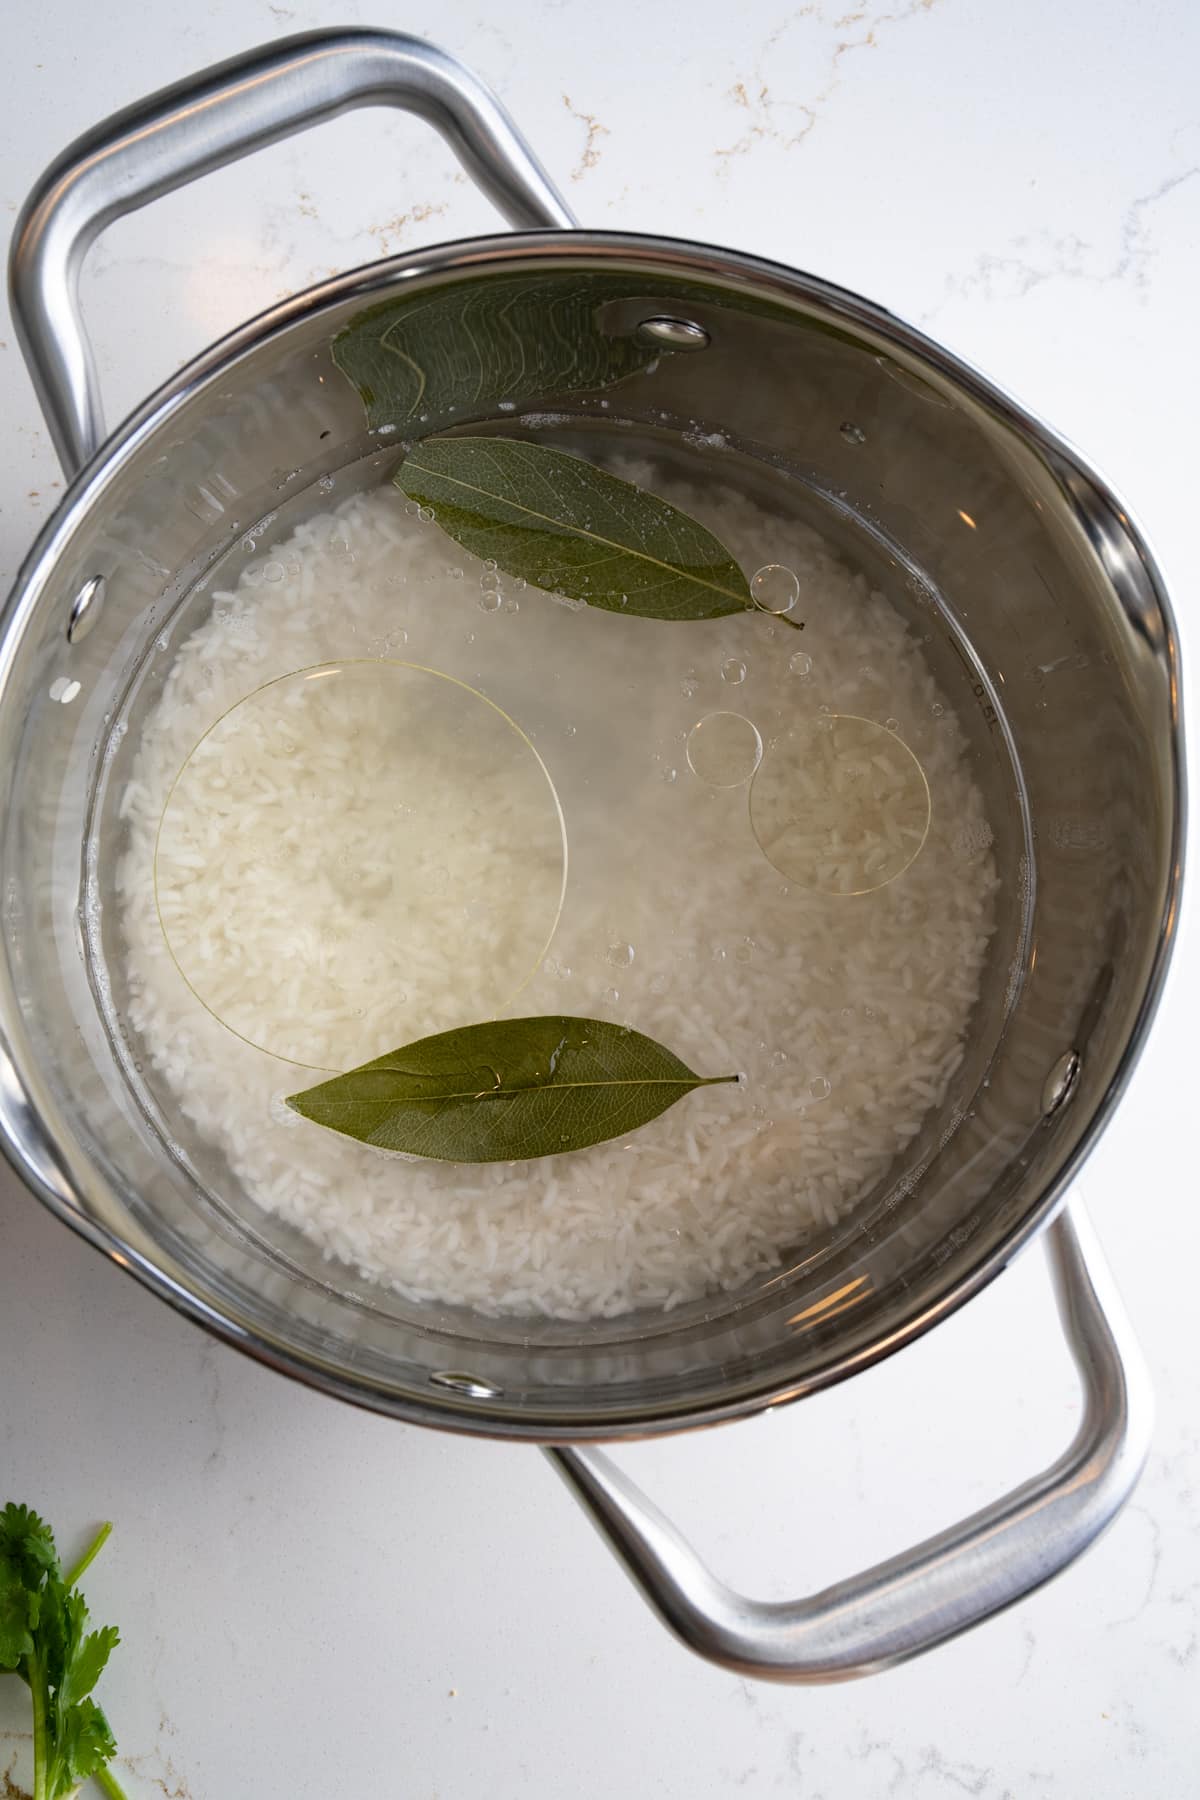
left=94, top=1764, right=131, bottom=1800
left=26, top=1646, right=48, bottom=1800
left=63, top=1521, right=112, bottom=1591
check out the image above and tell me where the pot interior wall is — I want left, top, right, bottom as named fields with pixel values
left=0, top=243, right=1178, bottom=1432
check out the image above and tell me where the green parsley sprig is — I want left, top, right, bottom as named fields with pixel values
left=0, top=1505, right=128, bottom=1800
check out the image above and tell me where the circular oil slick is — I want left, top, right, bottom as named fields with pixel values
left=155, top=661, right=566, bottom=1068
left=686, top=711, right=764, bottom=787
left=749, top=713, right=930, bottom=895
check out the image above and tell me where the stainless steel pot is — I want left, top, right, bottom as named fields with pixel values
left=0, top=29, right=1184, bottom=1681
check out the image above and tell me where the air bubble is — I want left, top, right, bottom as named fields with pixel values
left=721, top=657, right=747, bottom=685
left=809, top=1076, right=832, bottom=1101
left=734, top=938, right=756, bottom=963
left=750, top=564, right=800, bottom=615
left=839, top=422, right=866, bottom=446
left=788, top=650, right=812, bottom=679
left=606, top=942, right=635, bottom=968
left=479, top=590, right=503, bottom=613
left=931, top=701, right=946, bottom=718
left=417, top=506, right=435, bottom=523
left=318, top=474, right=335, bottom=493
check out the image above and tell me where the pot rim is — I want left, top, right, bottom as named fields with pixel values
left=0, top=228, right=1186, bottom=1440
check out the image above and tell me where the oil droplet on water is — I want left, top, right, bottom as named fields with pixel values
left=686, top=712, right=763, bottom=787
left=750, top=564, right=800, bottom=616
left=788, top=650, right=812, bottom=680
left=749, top=714, right=931, bottom=896
left=154, top=661, right=566, bottom=1067
left=721, top=657, right=747, bottom=685
left=607, top=942, right=635, bottom=968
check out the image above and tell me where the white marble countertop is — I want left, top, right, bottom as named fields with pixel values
left=1, top=3, right=1197, bottom=1795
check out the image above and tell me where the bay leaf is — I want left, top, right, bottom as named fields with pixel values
left=331, top=270, right=660, bottom=432
left=395, top=437, right=754, bottom=621
left=286, top=1015, right=738, bottom=1163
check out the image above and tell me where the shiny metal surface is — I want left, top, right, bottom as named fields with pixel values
left=635, top=316, right=712, bottom=350
left=1041, top=1049, right=1082, bottom=1117
left=0, top=240, right=1182, bottom=1434
left=546, top=1204, right=1151, bottom=1680
left=0, top=33, right=1185, bottom=1684
left=8, top=27, right=577, bottom=476
left=65, top=573, right=105, bottom=644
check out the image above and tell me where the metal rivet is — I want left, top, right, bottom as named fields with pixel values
left=429, top=1369, right=503, bottom=1399
left=1041, top=1050, right=1081, bottom=1117
left=636, top=316, right=711, bottom=351
left=67, top=575, right=106, bottom=645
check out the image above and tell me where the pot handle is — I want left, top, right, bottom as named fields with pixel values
left=8, top=28, right=577, bottom=477
left=546, top=1202, right=1152, bottom=1681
